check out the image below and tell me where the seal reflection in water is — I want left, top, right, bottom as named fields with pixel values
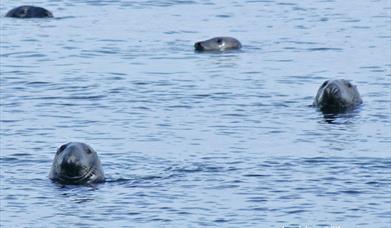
left=49, top=142, right=105, bottom=185
left=313, top=79, right=362, bottom=113
left=5, top=6, right=53, bottom=18
left=194, top=37, right=242, bottom=51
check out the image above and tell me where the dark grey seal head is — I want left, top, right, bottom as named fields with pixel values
left=313, top=79, right=362, bottom=113
left=49, top=142, right=105, bottom=185
left=5, top=6, right=53, bottom=18
left=194, top=37, right=242, bottom=52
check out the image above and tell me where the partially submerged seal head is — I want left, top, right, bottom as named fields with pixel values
left=313, top=79, right=362, bottom=113
left=5, top=6, right=53, bottom=18
left=49, top=142, right=104, bottom=185
left=194, top=37, right=242, bottom=52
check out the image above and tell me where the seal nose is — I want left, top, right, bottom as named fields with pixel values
left=324, top=86, right=339, bottom=97
left=60, top=152, right=83, bottom=177
left=194, top=42, right=204, bottom=51
left=321, top=86, right=341, bottom=106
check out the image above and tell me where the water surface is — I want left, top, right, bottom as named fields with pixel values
left=1, top=0, right=390, bottom=227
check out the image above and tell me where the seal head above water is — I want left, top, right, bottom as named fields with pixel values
left=49, top=142, right=105, bottom=185
left=194, top=37, right=242, bottom=52
left=5, top=6, right=53, bottom=18
left=313, top=79, right=362, bottom=113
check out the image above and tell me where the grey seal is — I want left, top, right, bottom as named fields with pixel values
left=49, top=142, right=105, bottom=185
left=194, top=37, right=242, bottom=51
left=313, top=79, right=362, bottom=113
left=5, top=6, right=53, bottom=18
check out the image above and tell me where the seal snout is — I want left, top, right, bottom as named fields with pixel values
left=320, top=86, right=341, bottom=105
left=194, top=42, right=204, bottom=51
left=59, top=151, right=85, bottom=177
left=60, top=161, right=82, bottom=177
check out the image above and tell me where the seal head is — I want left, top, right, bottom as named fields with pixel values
left=5, top=6, right=53, bottom=18
left=194, top=37, right=242, bottom=52
left=49, top=142, right=104, bottom=185
left=313, top=79, right=362, bottom=113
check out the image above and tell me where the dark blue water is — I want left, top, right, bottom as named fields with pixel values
left=1, top=0, right=390, bottom=227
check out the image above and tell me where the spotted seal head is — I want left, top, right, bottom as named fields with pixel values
left=194, top=37, right=242, bottom=52
left=313, top=79, right=362, bottom=113
left=49, top=142, right=104, bottom=185
left=5, top=6, right=53, bottom=18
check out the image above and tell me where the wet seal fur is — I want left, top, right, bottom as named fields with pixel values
left=194, top=37, right=242, bottom=51
left=313, top=79, right=362, bottom=113
left=5, top=6, right=53, bottom=18
left=49, top=142, right=104, bottom=185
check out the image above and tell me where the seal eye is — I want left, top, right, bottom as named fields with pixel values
left=57, top=144, right=67, bottom=154
left=85, top=146, right=94, bottom=155
left=346, top=82, right=353, bottom=88
left=321, top=80, right=329, bottom=88
left=216, top=39, right=223, bottom=44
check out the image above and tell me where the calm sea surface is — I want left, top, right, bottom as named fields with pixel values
left=1, top=0, right=390, bottom=227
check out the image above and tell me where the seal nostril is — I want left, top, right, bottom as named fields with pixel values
left=329, top=87, right=340, bottom=96
left=324, top=86, right=339, bottom=96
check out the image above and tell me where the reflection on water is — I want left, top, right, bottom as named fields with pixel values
left=1, top=0, right=390, bottom=227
